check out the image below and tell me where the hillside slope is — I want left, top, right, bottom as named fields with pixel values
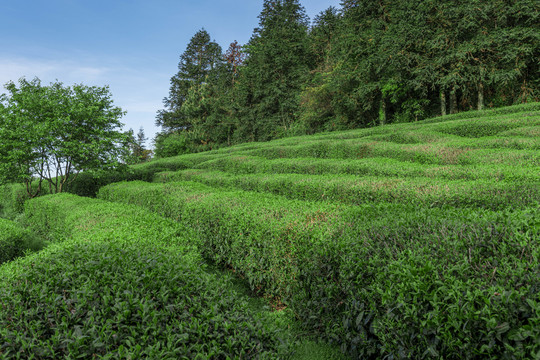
left=1, top=103, right=539, bottom=359
left=99, top=104, right=540, bottom=359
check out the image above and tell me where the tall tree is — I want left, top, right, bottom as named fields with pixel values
left=325, top=0, right=389, bottom=127
left=298, top=7, right=342, bottom=133
left=156, top=29, right=223, bottom=132
left=235, top=0, right=310, bottom=141
left=125, top=127, right=151, bottom=164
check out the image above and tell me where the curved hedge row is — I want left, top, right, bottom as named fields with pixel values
left=0, top=218, right=41, bottom=265
left=98, top=181, right=540, bottom=359
left=0, top=194, right=287, bottom=359
left=156, top=169, right=539, bottom=210
left=192, top=155, right=539, bottom=182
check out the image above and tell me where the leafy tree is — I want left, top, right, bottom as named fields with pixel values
left=324, top=0, right=388, bottom=127
left=151, top=0, right=539, bottom=156
left=0, top=78, right=128, bottom=196
left=298, top=7, right=342, bottom=133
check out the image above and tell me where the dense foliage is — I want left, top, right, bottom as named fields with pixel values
left=155, top=0, right=540, bottom=156
left=99, top=104, right=539, bottom=359
left=0, top=103, right=538, bottom=358
left=0, top=218, right=41, bottom=265
left=0, top=194, right=288, bottom=359
left=0, top=78, right=129, bottom=197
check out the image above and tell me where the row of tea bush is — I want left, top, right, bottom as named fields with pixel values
left=98, top=180, right=540, bottom=359
left=0, top=194, right=288, bottom=359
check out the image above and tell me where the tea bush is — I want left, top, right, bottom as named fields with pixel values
left=98, top=181, right=540, bottom=359
left=0, top=194, right=288, bottom=359
left=157, top=169, right=539, bottom=210
left=190, top=155, right=538, bottom=182
left=0, top=218, right=42, bottom=265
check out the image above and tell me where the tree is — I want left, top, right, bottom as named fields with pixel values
left=235, top=0, right=310, bottom=141
left=0, top=77, right=128, bottom=197
left=125, top=127, right=151, bottom=164
left=224, top=41, right=246, bottom=85
left=156, top=29, right=224, bottom=133
left=298, top=7, right=342, bottom=133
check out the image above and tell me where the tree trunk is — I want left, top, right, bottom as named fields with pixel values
left=477, top=81, right=484, bottom=110
left=440, top=90, right=447, bottom=116
left=380, top=98, right=387, bottom=125
left=450, top=86, right=458, bottom=114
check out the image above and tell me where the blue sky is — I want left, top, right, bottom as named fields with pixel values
left=0, top=0, right=342, bottom=148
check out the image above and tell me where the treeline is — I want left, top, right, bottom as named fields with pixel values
left=154, top=0, right=539, bottom=156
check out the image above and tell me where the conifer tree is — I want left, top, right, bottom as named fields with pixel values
left=235, top=0, right=310, bottom=141
left=298, top=7, right=341, bottom=133
left=156, top=29, right=223, bottom=132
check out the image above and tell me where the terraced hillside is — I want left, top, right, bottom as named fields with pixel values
left=103, top=104, right=540, bottom=359
left=1, top=103, right=539, bottom=359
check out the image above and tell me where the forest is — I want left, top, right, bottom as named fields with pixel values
left=153, top=0, right=539, bottom=157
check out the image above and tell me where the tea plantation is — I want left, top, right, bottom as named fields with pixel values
left=1, top=103, right=539, bottom=359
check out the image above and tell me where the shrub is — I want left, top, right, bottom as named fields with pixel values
left=154, top=131, right=190, bottom=157
left=0, top=218, right=42, bottom=265
left=0, top=218, right=27, bottom=264
left=0, top=194, right=287, bottom=359
left=98, top=181, right=540, bottom=359
left=158, top=169, right=539, bottom=211
left=0, top=183, right=53, bottom=219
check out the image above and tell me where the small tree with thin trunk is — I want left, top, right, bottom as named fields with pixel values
left=0, top=77, right=128, bottom=197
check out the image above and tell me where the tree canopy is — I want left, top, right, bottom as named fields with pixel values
left=154, top=0, right=539, bottom=156
left=0, top=78, right=129, bottom=196
left=156, top=29, right=224, bottom=133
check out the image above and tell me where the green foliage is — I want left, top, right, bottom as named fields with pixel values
left=0, top=218, right=42, bottom=265
left=63, top=153, right=207, bottom=198
left=99, top=180, right=539, bottom=360
left=153, top=131, right=190, bottom=157
left=0, top=194, right=288, bottom=359
left=234, top=0, right=310, bottom=142
left=0, top=184, right=27, bottom=220
left=0, top=77, right=128, bottom=197
left=0, top=183, right=53, bottom=220
left=2, top=103, right=538, bottom=359
left=95, top=104, right=539, bottom=359
left=124, top=127, right=151, bottom=164
left=157, top=169, right=538, bottom=211
left=153, top=1, right=539, bottom=148
left=156, top=29, right=224, bottom=133
left=153, top=129, right=219, bottom=159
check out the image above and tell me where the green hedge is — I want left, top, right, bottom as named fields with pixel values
left=420, top=102, right=540, bottom=124
left=64, top=152, right=230, bottom=198
left=98, top=181, right=540, bottom=359
left=157, top=169, right=539, bottom=211
left=241, top=139, right=540, bottom=167
left=192, top=155, right=538, bottom=182
left=0, top=193, right=287, bottom=359
left=0, top=183, right=54, bottom=220
left=0, top=218, right=42, bottom=265
left=429, top=113, right=540, bottom=139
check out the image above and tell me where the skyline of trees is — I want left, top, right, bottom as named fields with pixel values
left=154, top=0, right=539, bottom=157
